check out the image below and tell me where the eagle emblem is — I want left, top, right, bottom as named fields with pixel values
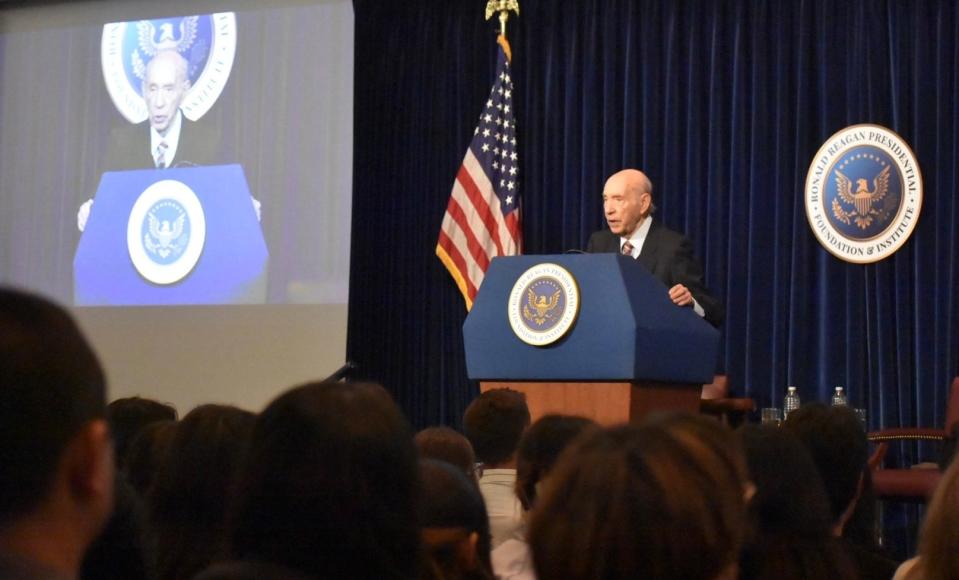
left=523, top=288, right=562, bottom=326
left=144, top=212, right=188, bottom=260
left=131, top=17, right=201, bottom=81
left=832, top=165, right=891, bottom=230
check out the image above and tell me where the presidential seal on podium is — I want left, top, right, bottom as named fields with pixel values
left=507, top=263, right=580, bottom=346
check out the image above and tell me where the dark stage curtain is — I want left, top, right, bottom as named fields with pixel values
left=349, top=0, right=959, bottom=450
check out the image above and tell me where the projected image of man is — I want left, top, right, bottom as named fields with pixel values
left=143, top=50, right=190, bottom=168
left=78, top=50, right=262, bottom=232
left=100, top=49, right=220, bottom=172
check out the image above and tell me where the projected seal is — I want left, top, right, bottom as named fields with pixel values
left=102, top=12, right=236, bottom=124
left=128, top=180, right=206, bottom=285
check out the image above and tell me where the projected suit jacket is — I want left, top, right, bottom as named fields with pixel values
left=586, top=220, right=724, bottom=327
left=101, top=117, right=222, bottom=172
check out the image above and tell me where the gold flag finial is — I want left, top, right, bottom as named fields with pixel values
left=485, top=0, right=520, bottom=38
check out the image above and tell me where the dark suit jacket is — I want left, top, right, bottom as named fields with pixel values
left=586, top=221, right=724, bottom=326
left=101, top=117, right=222, bottom=172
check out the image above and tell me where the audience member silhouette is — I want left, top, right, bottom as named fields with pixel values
left=107, top=396, right=177, bottom=472
left=196, top=381, right=420, bottom=580
left=81, top=476, right=155, bottom=580
left=0, top=288, right=114, bottom=578
left=784, top=403, right=899, bottom=580
left=528, top=415, right=749, bottom=580
left=418, top=459, right=493, bottom=580
left=416, top=426, right=478, bottom=482
left=149, top=404, right=255, bottom=580
left=493, top=414, right=597, bottom=580
left=462, top=388, right=530, bottom=548
left=124, top=420, right=178, bottom=498
left=737, top=424, right=856, bottom=580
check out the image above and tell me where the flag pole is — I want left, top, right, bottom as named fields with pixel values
left=485, top=0, right=520, bottom=60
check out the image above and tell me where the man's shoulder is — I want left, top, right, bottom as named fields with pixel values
left=177, top=118, right=223, bottom=167
left=646, top=220, right=693, bottom=252
left=587, top=228, right=617, bottom=252
left=649, top=220, right=687, bottom=241
left=180, top=117, right=219, bottom=140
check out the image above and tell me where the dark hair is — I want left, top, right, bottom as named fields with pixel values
left=462, top=389, right=530, bottom=465
left=124, top=420, right=178, bottom=498
left=737, top=425, right=856, bottom=580
left=81, top=476, right=155, bottom=580
left=418, top=459, right=493, bottom=580
left=515, top=414, right=597, bottom=510
left=108, top=397, right=177, bottom=470
left=150, top=404, right=255, bottom=580
left=415, top=426, right=476, bottom=479
left=0, top=287, right=107, bottom=523
left=228, top=381, right=420, bottom=579
left=783, top=403, right=868, bottom=522
left=529, top=419, right=748, bottom=580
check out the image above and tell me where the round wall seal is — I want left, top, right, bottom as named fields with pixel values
left=102, top=13, right=237, bottom=124
left=804, top=124, right=922, bottom=263
left=127, top=180, right=206, bottom=285
left=507, top=263, right=580, bottom=346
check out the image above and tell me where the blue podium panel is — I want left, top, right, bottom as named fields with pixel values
left=74, top=164, right=269, bottom=305
left=464, top=254, right=720, bottom=383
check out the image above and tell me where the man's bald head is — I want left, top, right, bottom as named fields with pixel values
left=602, top=169, right=654, bottom=237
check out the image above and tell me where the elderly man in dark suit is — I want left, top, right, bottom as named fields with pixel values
left=587, top=169, right=724, bottom=327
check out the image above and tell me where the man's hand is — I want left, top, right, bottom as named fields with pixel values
left=668, top=283, right=694, bottom=307
left=77, top=199, right=94, bottom=232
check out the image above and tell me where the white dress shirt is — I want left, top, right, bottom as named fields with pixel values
left=478, top=468, right=525, bottom=549
left=150, top=110, right=183, bottom=168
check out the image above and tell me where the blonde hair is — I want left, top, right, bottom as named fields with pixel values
left=914, top=458, right=959, bottom=580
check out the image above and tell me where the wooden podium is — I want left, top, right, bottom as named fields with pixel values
left=479, top=381, right=701, bottom=426
left=465, top=255, right=718, bottom=426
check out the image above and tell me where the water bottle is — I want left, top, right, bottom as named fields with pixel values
left=784, top=386, right=800, bottom=418
left=831, top=386, right=848, bottom=407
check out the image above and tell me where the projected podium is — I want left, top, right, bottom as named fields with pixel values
left=74, top=164, right=268, bottom=306
left=464, top=254, right=720, bottom=425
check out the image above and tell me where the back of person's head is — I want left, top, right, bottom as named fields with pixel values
left=150, top=404, right=255, bottom=580
left=0, top=287, right=111, bottom=525
left=737, top=425, right=856, bottom=580
left=124, top=420, right=178, bottom=498
left=415, top=426, right=477, bottom=480
left=81, top=475, right=155, bottom=580
left=783, top=403, right=867, bottom=524
left=107, top=396, right=177, bottom=470
left=462, top=388, right=530, bottom=466
left=228, top=381, right=420, bottom=579
left=515, top=414, right=597, bottom=510
left=418, top=459, right=493, bottom=580
left=914, top=457, right=959, bottom=580
left=528, top=418, right=748, bottom=580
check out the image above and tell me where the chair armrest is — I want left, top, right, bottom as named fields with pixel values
left=700, top=397, right=756, bottom=414
left=872, top=468, right=941, bottom=501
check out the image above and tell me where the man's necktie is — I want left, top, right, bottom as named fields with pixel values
left=621, top=241, right=635, bottom=257
left=156, top=141, right=169, bottom=169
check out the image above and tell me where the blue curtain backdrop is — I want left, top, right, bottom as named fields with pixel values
left=348, top=0, right=959, bottom=442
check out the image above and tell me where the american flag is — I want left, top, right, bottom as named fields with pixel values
left=436, top=39, right=522, bottom=310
